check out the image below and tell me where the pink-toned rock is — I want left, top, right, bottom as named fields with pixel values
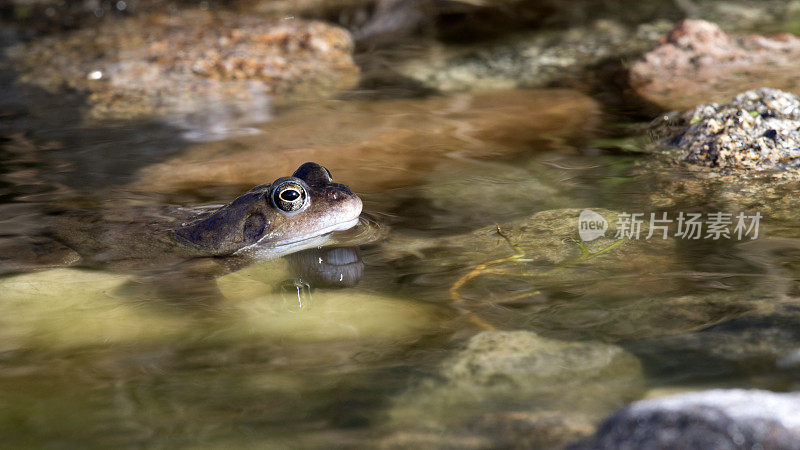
left=630, top=19, right=800, bottom=110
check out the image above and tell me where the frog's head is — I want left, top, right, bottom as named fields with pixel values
left=174, top=162, right=362, bottom=256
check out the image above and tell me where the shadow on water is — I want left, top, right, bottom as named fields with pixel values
left=0, top=67, right=193, bottom=193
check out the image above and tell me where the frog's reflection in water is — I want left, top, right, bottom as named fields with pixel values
left=279, top=246, right=364, bottom=310
left=123, top=246, right=364, bottom=311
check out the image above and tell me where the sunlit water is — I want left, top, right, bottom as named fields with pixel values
left=3, top=82, right=800, bottom=447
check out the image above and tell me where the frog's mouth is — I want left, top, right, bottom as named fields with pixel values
left=234, top=216, right=361, bottom=256
left=280, top=216, right=361, bottom=245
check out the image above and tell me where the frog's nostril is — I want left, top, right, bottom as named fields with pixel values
left=330, top=186, right=352, bottom=201
left=330, top=183, right=353, bottom=194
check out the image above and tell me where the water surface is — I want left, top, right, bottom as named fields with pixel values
left=2, top=74, right=799, bottom=448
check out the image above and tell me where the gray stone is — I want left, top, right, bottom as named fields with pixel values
left=573, top=389, right=800, bottom=450
left=655, top=88, right=800, bottom=171
left=397, top=20, right=671, bottom=92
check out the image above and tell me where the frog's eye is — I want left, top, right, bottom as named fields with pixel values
left=272, top=181, right=307, bottom=213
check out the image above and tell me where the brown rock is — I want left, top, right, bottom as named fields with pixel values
left=6, top=10, right=359, bottom=122
left=131, top=89, right=600, bottom=194
left=630, top=19, right=800, bottom=110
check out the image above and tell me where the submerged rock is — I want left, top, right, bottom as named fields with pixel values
left=381, top=207, right=773, bottom=340
left=631, top=20, right=800, bottom=110
left=5, top=10, right=358, bottom=135
left=384, top=207, right=671, bottom=300
left=0, top=268, right=191, bottom=350
left=437, top=331, right=642, bottom=406
left=382, top=330, right=643, bottom=449
left=132, top=89, right=599, bottom=194
left=629, top=307, right=800, bottom=381
left=384, top=157, right=581, bottom=234
left=215, top=260, right=443, bottom=343
left=654, top=88, right=800, bottom=171
left=573, top=389, right=800, bottom=449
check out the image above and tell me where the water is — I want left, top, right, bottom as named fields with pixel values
left=3, top=38, right=800, bottom=450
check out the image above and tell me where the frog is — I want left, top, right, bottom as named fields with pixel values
left=38, top=161, right=360, bottom=269
left=0, top=162, right=363, bottom=305
left=173, top=161, right=363, bottom=259
left=0, top=162, right=364, bottom=278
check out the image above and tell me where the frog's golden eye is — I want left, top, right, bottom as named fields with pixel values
left=272, top=182, right=307, bottom=213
